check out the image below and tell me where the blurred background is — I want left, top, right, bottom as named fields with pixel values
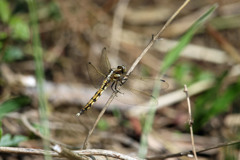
left=0, top=0, right=240, bottom=159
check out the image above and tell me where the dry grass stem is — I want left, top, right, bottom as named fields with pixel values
left=184, top=85, right=198, bottom=160
left=52, top=145, right=89, bottom=160
left=148, top=140, right=240, bottom=159
left=0, top=147, right=142, bottom=160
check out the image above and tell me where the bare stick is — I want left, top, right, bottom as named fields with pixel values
left=0, top=147, right=141, bottom=160
left=184, top=85, right=198, bottom=160
left=52, top=145, right=89, bottom=160
left=82, top=0, right=191, bottom=149
left=147, top=140, right=240, bottom=159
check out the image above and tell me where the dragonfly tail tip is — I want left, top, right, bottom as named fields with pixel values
left=76, top=112, right=82, bottom=116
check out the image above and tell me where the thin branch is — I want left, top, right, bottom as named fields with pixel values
left=184, top=85, right=198, bottom=160
left=0, top=147, right=142, bottom=160
left=0, top=146, right=58, bottom=156
left=52, top=145, right=89, bottom=160
left=1, top=139, right=240, bottom=159
left=147, top=140, right=240, bottom=159
left=82, top=0, right=191, bottom=149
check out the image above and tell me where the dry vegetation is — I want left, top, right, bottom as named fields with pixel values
left=0, top=0, right=240, bottom=159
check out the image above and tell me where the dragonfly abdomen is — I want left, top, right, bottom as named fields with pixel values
left=77, top=78, right=111, bottom=115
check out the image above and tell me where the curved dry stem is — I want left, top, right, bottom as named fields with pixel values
left=0, top=147, right=141, bottom=160
left=147, top=140, right=240, bottom=159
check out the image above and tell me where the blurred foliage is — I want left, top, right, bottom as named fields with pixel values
left=0, top=0, right=30, bottom=63
left=0, top=0, right=30, bottom=41
left=173, top=62, right=213, bottom=85
left=0, top=134, right=28, bottom=147
left=9, top=16, right=30, bottom=41
left=2, top=46, right=23, bottom=62
left=194, top=72, right=240, bottom=131
left=0, top=0, right=10, bottom=23
left=0, top=96, right=31, bottom=119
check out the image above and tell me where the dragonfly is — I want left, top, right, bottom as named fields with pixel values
left=76, top=48, right=168, bottom=116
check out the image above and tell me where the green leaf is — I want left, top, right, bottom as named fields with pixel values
left=9, top=16, right=30, bottom=41
left=2, top=46, right=24, bottom=62
left=160, top=4, right=218, bottom=73
left=0, top=134, right=28, bottom=147
left=0, top=96, right=31, bottom=119
left=0, top=123, right=2, bottom=140
left=0, top=0, right=11, bottom=23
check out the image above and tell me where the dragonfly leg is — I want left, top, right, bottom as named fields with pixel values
left=111, top=81, right=118, bottom=92
left=111, top=81, right=124, bottom=95
left=120, top=76, right=128, bottom=85
left=111, top=81, right=116, bottom=92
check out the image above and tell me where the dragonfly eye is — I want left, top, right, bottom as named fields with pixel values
left=117, top=65, right=126, bottom=74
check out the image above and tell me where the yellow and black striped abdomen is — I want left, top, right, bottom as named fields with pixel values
left=77, top=78, right=111, bottom=115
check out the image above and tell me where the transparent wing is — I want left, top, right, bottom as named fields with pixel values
left=105, top=75, right=168, bottom=105
left=99, top=48, right=111, bottom=75
left=124, top=75, right=169, bottom=93
left=87, top=62, right=106, bottom=88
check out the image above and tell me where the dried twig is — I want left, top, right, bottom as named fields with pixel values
left=52, top=145, right=89, bottom=160
left=0, top=147, right=141, bottom=160
left=147, top=140, right=240, bottom=159
left=184, top=85, right=198, bottom=160
left=82, top=0, right=191, bottom=149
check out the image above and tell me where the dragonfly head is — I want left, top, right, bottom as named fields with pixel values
left=117, top=65, right=127, bottom=74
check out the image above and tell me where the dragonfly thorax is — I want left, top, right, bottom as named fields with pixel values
left=110, top=65, right=126, bottom=81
